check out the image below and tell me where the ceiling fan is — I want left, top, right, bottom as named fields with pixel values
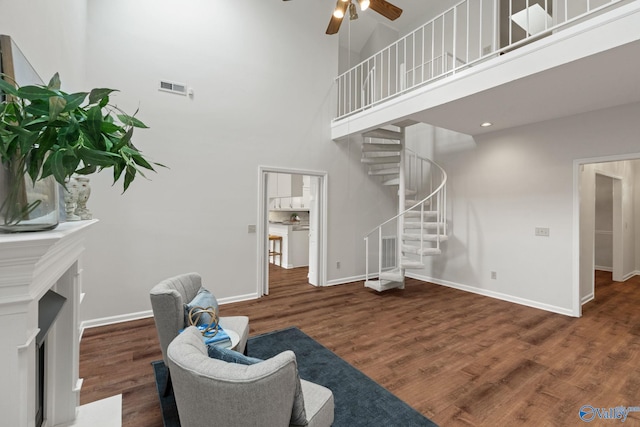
left=283, top=0, right=403, bottom=35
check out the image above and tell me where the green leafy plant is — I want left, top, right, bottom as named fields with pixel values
left=0, top=72, right=162, bottom=192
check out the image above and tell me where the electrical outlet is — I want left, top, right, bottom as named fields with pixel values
left=247, top=225, right=256, bottom=233
left=535, top=227, right=550, bottom=237
left=336, top=261, right=341, bottom=269
left=491, top=271, right=497, bottom=280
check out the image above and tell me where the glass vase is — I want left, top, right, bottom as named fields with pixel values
left=0, top=161, right=59, bottom=232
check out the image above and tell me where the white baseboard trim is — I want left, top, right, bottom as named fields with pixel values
left=405, top=272, right=575, bottom=317
left=581, top=292, right=595, bottom=305
left=81, top=310, right=154, bottom=332
left=218, top=292, right=260, bottom=305
left=595, top=269, right=639, bottom=281
left=80, top=267, right=596, bottom=332
left=325, top=274, right=366, bottom=287
left=80, top=293, right=261, bottom=334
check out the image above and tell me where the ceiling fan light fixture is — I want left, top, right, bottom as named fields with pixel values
left=358, top=0, right=370, bottom=11
left=333, top=0, right=345, bottom=19
left=349, top=2, right=358, bottom=20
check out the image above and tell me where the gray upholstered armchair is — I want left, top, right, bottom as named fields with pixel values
left=167, top=326, right=334, bottom=427
left=149, top=272, right=250, bottom=364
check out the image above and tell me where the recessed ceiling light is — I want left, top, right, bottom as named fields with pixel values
left=480, top=122, right=493, bottom=127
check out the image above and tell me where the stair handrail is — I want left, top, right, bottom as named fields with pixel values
left=364, top=153, right=447, bottom=237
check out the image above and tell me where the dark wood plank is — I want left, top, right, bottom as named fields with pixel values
left=79, top=267, right=640, bottom=426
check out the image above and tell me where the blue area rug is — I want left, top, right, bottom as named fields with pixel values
left=151, top=360, right=179, bottom=427
left=152, top=326, right=437, bottom=426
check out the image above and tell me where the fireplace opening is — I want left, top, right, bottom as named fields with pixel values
left=37, top=289, right=67, bottom=427
left=36, top=341, right=45, bottom=427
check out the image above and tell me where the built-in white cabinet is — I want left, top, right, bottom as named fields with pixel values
left=268, top=173, right=303, bottom=199
left=301, top=176, right=310, bottom=208
left=269, top=173, right=307, bottom=210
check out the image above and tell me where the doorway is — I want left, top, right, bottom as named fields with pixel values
left=576, top=155, right=638, bottom=315
left=257, top=167, right=328, bottom=296
left=594, top=173, right=623, bottom=283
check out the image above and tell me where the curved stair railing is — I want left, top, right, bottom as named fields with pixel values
left=364, top=150, right=447, bottom=291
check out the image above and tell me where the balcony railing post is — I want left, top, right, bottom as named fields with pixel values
left=365, top=236, right=369, bottom=282
left=420, top=201, right=425, bottom=265
left=453, top=4, right=457, bottom=74
left=466, top=0, right=470, bottom=65
left=398, top=128, right=406, bottom=270
left=479, top=0, right=483, bottom=58
left=494, top=0, right=499, bottom=57
left=378, top=227, right=383, bottom=277
left=509, top=0, right=513, bottom=45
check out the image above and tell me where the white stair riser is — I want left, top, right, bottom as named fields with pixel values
left=402, top=245, right=442, bottom=256
left=361, top=156, right=401, bottom=165
left=383, top=177, right=400, bottom=186
left=400, top=258, right=425, bottom=269
left=403, top=234, right=449, bottom=242
left=404, top=222, right=446, bottom=229
left=405, top=200, right=431, bottom=208
left=362, top=129, right=403, bottom=140
left=369, top=168, right=400, bottom=176
left=404, top=211, right=438, bottom=218
left=362, top=143, right=402, bottom=153
left=365, top=279, right=404, bottom=291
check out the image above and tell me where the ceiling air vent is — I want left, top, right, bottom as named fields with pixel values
left=159, top=80, right=187, bottom=95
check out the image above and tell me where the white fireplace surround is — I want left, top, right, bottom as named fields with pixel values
left=0, top=220, right=97, bottom=427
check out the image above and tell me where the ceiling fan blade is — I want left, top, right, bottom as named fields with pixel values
left=369, top=0, right=402, bottom=21
left=326, top=2, right=348, bottom=35
left=326, top=15, right=344, bottom=35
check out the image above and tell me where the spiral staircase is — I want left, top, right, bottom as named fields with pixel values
left=362, top=125, right=448, bottom=291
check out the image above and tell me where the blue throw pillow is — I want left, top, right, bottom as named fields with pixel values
left=207, top=345, right=263, bottom=365
left=184, top=287, right=219, bottom=327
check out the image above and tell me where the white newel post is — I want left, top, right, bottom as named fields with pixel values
left=0, top=220, right=97, bottom=427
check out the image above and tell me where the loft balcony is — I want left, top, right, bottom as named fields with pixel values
left=331, top=0, right=640, bottom=140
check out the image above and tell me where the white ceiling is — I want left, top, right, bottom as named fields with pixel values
left=337, top=0, right=458, bottom=52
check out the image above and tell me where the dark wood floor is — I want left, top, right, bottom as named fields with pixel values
left=80, top=267, right=640, bottom=426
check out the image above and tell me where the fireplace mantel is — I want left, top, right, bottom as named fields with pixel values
left=0, top=220, right=97, bottom=427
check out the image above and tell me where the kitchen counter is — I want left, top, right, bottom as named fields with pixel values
left=270, top=208, right=310, bottom=212
left=268, top=223, right=309, bottom=268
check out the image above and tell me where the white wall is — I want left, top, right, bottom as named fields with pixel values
left=636, top=163, right=640, bottom=270
left=73, top=0, right=396, bottom=323
left=408, top=101, right=640, bottom=316
left=0, top=0, right=86, bottom=90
